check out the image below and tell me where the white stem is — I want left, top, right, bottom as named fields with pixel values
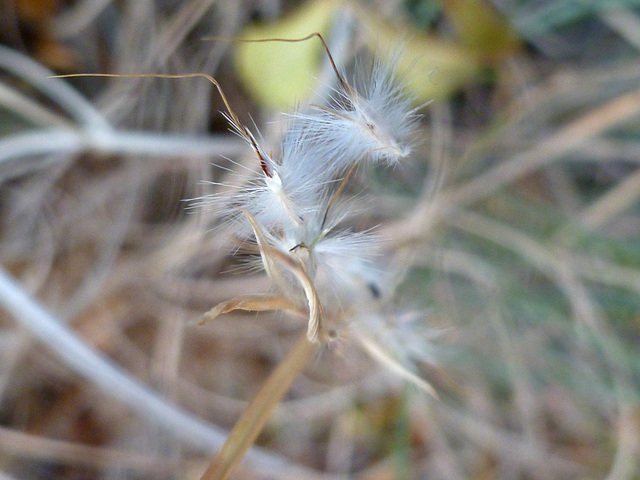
left=0, top=82, right=72, bottom=128
left=0, top=267, right=297, bottom=472
left=0, top=128, right=243, bottom=179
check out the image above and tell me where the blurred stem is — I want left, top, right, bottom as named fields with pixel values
left=386, top=87, right=640, bottom=243
left=198, top=334, right=317, bottom=480
left=0, top=267, right=231, bottom=451
left=393, top=393, right=412, bottom=480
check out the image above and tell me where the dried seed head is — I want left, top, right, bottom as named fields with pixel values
left=293, top=53, right=419, bottom=178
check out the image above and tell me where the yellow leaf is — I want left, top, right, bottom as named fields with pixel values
left=358, top=14, right=482, bottom=102
left=439, top=0, right=520, bottom=61
left=234, top=0, right=338, bottom=110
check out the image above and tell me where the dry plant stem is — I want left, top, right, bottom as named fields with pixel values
left=322, top=162, right=358, bottom=229
left=357, top=334, right=438, bottom=398
left=606, top=403, right=640, bottom=480
left=198, top=334, right=317, bottom=480
left=450, top=87, right=640, bottom=204
left=390, top=87, right=640, bottom=242
left=51, top=0, right=112, bottom=38
left=0, top=425, right=186, bottom=473
left=439, top=404, right=582, bottom=476
left=0, top=129, right=242, bottom=180
left=579, top=166, right=640, bottom=229
left=448, top=209, right=631, bottom=375
left=0, top=82, right=72, bottom=128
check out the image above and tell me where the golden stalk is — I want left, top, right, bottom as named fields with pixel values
left=198, top=333, right=317, bottom=480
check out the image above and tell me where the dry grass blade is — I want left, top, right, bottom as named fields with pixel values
left=198, top=334, right=317, bottom=480
left=242, top=211, right=330, bottom=343
left=198, top=294, right=302, bottom=324
left=450, top=87, right=640, bottom=205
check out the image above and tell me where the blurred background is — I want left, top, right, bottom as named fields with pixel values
left=1, top=0, right=640, bottom=479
